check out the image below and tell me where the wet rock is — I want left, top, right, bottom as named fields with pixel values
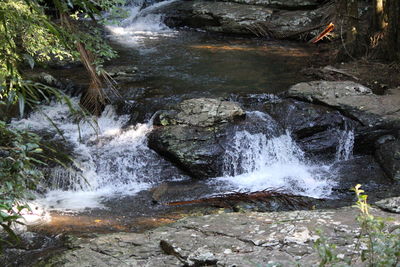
left=148, top=98, right=280, bottom=179
left=158, top=98, right=245, bottom=127
left=375, top=138, right=400, bottom=181
left=287, top=81, right=400, bottom=128
left=330, top=155, right=392, bottom=194
left=287, top=81, right=400, bottom=152
left=0, top=232, right=63, bottom=267
left=105, top=66, right=139, bottom=83
left=31, top=72, right=83, bottom=97
left=148, top=98, right=245, bottom=179
left=161, top=0, right=327, bottom=39
left=375, top=197, right=400, bottom=213
left=38, top=207, right=400, bottom=266
left=265, top=99, right=354, bottom=156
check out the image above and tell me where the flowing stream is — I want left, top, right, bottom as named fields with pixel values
left=12, top=0, right=356, bottom=220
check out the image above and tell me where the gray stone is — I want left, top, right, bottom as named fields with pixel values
left=173, top=98, right=245, bottom=127
left=265, top=99, right=353, bottom=156
left=38, top=207, right=400, bottom=266
left=161, top=0, right=326, bottom=39
left=286, top=81, right=400, bottom=153
left=221, top=0, right=319, bottom=9
left=148, top=98, right=284, bottom=179
left=148, top=98, right=247, bottom=179
left=287, top=81, right=400, bottom=128
left=376, top=197, right=400, bottom=213
left=375, top=139, right=400, bottom=181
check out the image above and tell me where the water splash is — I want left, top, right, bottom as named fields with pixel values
left=336, top=127, right=355, bottom=162
left=105, top=0, right=178, bottom=46
left=213, top=112, right=336, bottom=198
left=12, top=99, right=184, bottom=211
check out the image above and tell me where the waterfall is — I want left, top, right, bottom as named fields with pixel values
left=12, top=100, right=185, bottom=211
left=335, top=127, right=355, bottom=162
left=212, top=112, right=336, bottom=198
left=105, top=0, right=178, bottom=44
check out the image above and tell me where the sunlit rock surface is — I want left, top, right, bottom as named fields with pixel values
left=287, top=81, right=400, bottom=128
left=38, top=207, right=400, bottom=266
left=221, top=0, right=319, bottom=9
left=160, top=0, right=328, bottom=38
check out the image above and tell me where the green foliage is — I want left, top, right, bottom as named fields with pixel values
left=314, top=230, right=348, bottom=267
left=0, top=0, right=122, bottom=247
left=314, top=184, right=400, bottom=267
left=0, top=120, right=44, bottom=247
left=0, top=0, right=121, bottom=115
left=352, top=184, right=400, bottom=266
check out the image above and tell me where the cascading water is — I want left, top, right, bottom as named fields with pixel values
left=105, top=0, right=178, bottom=45
left=336, top=127, right=355, bottom=162
left=12, top=99, right=186, bottom=211
left=211, top=112, right=337, bottom=198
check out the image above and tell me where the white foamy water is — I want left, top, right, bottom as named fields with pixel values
left=336, top=127, right=354, bottom=162
left=210, top=112, right=345, bottom=199
left=105, top=0, right=178, bottom=46
left=12, top=99, right=180, bottom=211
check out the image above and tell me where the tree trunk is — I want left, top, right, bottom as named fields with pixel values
left=386, top=0, right=400, bottom=60
left=346, top=0, right=359, bottom=44
left=60, top=13, right=106, bottom=115
left=372, top=0, right=385, bottom=32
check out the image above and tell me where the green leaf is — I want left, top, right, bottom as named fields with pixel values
left=22, top=54, right=35, bottom=69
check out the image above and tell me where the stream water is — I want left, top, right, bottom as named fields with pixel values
left=11, top=0, right=358, bottom=233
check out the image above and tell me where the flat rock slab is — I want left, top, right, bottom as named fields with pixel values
left=41, top=207, right=400, bottom=266
left=221, top=0, right=319, bottom=9
left=161, top=0, right=326, bottom=38
left=169, top=98, right=245, bottom=127
left=287, top=81, right=400, bottom=128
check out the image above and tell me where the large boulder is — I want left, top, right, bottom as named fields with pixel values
left=148, top=98, right=281, bottom=179
left=265, top=99, right=355, bottom=156
left=162, top=1, right=273, bottom=35
left=287, top=81, right=400, bottom=128
left=160, top=0, right=327, bottom=38
left=329, top=155, right=392, bottom=194
left=220, top=0, right=320, bottom=9
left=375, top=138, right=400, bottom=181
left=286, top=81, right=400, bottom=153
left=159, top=98, right=246, bottom=127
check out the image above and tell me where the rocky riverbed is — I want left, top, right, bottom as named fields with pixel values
left=27, top=204, right=400, bottom=266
